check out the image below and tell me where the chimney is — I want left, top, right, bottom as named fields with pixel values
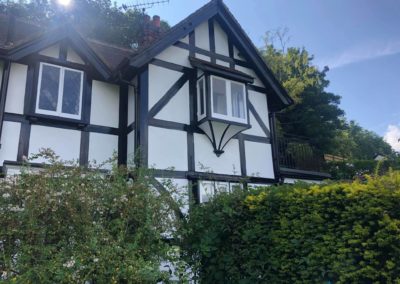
left=152, top=15, right=160, bottom=28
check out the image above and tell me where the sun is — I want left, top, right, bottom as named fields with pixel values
left=58, top=0, right=71, bottom=7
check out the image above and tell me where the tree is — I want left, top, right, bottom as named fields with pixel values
left=0, top=0, right=170, bottom=48
left=260, top=39, right=345, bottom=153
left=260, top=31, right=395, bottom=159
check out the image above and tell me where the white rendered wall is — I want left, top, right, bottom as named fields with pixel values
left=245, top=141, right=274, bottom=178
left=148, top=64, right=182, bottom=109
left=156, top=177, right=189, bottom=215
left=88, top=132, right=118, bottom=169
left=194, top=133, right=241, bottom=175
left=128, top=85, right=135, bottom=125
left=155, top=82, right=190, bottom=124
left=148, top=126, right=188, bottom=171
left=39, top=44, right=60, bottom=58
left=214, top=21, right=229, bottom=56
left=195, top=21, right=210, bottom=51
left=0, top=121, right=21, bottom=165
left=5, top=63, right=27, bottom=114
left=243, top=90, right=270, bottom=137
left=90, top=80, right=119, bottom=128
left=66, top=47, right=84, bottom=64
left=127, top=130, right=135, bottom=167
left=235, top=65, right=264, bottom=87
left=29, top=125, right=81, bottom=163
left=155, top=45, right=191, bottom=67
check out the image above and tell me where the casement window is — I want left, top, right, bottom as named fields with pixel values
left=36, top=62, right=84, bottom=119
left=196, top=75, right=248, bottom=124
left=211, top=76, right=247, bottom=123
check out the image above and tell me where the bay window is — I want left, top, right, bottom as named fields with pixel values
left=36, top=62, right=84, bottom=119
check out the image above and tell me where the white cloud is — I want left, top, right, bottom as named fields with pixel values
left=384, top=125, right=400, bottom=152
left=316, top=40, right=400, bottom=70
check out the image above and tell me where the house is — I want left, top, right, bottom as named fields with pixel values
left=0, top=0, right=329, bottom=203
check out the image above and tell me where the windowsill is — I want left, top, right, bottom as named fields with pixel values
left=197, top=115, right=251, bottom=128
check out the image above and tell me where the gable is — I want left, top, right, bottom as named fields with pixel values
left=129, top=0, right=293, bottom=111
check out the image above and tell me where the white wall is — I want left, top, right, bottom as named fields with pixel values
left=155, top=45, right=190, bottom=67
left=194, top=133, right=241, bottom=175
left=90, top=80, right=119, bottom=128
left=284, top=178, right=322, bottom=184
left=0, top=121, right=21, bottom=165
left=235, top=65, right=264, bottom=88
left=127, top=130, right=135, bottom=167
left=243, top=90, right=270, bottom=137
left=155, top=82, right=190, bottom=124
left=148, top=64, right=182, bottom=110
left=214, top=21, right=229, bottom=56
left=5, top=63, right=27, bottom=114
left=245, top=141, right=274, bottom=179
left=128, top=85, right=135, bottom=125
left=29, top=125, right=81, bottom=163
left=88, top=132, right=118, bottom=169
left=195, top=21, right=209, bottom=51
left=66, top=47, right=84, bottom=64
left=39, top=44, right=60, bottom=58
left=156, top=177, right=190, bottom=215
left=148, top=126, right=187, bottom=171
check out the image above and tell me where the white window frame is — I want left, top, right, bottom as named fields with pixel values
left=198, top=180, right=243, bottom=203
left=36, top=62, right=84, bottom=120
left=197, top=77, right=206, bottom=121
left=210, top=75, right=247, bottom=124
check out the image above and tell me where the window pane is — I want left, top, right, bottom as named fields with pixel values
left=198, top=79, right=205, bottom=115
left=38, top=65, right=60, bottom=111
left=212, top=78, right=227, bottom=115
left=231, top=82, right=245, bottom=118
left=62, top=70, right=82, bottom=115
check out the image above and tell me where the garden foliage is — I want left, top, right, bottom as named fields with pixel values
left=182, top=172, right=400, bottom=283
left=0, top=150, right=183, bottom=283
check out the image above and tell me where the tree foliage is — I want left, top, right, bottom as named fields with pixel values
left=182, top=173, right=400, bottom=283
left=0, top=0, right=169, bottom=48
left=0, top=149, right=184, bottom=283
left=261, top=31, right=395, bottom=158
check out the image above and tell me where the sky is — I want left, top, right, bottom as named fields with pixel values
left=124, top=0, right=400, bottom=150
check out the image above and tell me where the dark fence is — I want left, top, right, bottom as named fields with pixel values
left=277, top=135, right=325, bottom=172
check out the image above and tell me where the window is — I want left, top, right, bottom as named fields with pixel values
left=199, top=181, right=243, bottom=203
left=210, top=75, right=247, bottom=123
left=36, top=63, right=84, bottom=119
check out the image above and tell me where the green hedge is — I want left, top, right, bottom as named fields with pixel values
left=182, top=173, right=400, bottom=283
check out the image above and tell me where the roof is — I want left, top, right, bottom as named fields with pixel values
left=0, top=15, right=134, bottom=78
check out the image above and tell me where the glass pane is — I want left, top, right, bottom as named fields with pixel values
left=212, top=77, right=227, bottom=115
left=62, top=70, right=82, bottom=115
left=38, top=65, right=60, bottom=111
left=231, top=82, right=245, bottom=118
left=198, top=79, right=205, bottom=115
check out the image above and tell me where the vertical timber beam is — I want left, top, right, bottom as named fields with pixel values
left=0, top=60, right=11, bottom=148
left=269, top=112, right=281, bottom=183
left=135, top=66, right=149, bottom=168
left=118, top=84, right=128, bottom=166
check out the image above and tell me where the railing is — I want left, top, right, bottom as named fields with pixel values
left=277, top=135, right=325, bottom=172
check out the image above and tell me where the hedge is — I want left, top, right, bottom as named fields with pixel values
left=182, top=172, right=400, bottom=283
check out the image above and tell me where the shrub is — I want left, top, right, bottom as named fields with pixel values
left=182, top=173, right=400, bottom=283
left=0, top=150, right=183, bottom=283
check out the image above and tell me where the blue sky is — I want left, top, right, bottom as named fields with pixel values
left=125, top=0, right=400, bottom=148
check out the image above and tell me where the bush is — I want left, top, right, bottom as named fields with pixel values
left=0, top=150, right=183, bottom=283
left=182, top=173, right=400, bottom=283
